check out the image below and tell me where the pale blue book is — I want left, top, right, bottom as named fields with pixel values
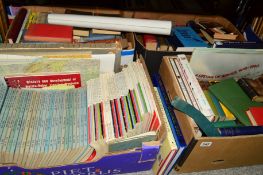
left=34, top=91, right=47, bottom=165
left=0, top=77, right=8, bottom=110
left=0, top=89, right=14, bottom=143
left=30, top=90, right=43, bottom=166
left=45, top=91, right=55, bottom=157
left=0, top=89, right=18, bottom=162
left=7, top=89, right=26, bottom=162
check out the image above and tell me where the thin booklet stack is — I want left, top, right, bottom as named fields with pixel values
left=0, top=84, right=92, bottom=168
left=0, top=61, right=161, bottom=168
left=87, top=62, right=161, bottom=152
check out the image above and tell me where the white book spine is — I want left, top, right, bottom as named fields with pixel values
left=169, top=58, right=192, bottom=104
left=173, top=58, right=200, bottom=110
left=177, top=54, right=214, bottom=120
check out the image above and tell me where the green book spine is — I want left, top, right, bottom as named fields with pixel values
left=213, top=120, right=237, bottom=128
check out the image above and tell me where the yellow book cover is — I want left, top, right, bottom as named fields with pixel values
left=219, top=102, right=236, bottom=120
left=152, top=88, right=177, bottom=175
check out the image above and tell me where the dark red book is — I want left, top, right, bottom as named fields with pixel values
left=24, top=23, right=73, bottom=43
left=247, top=107, right=263, bottom=126
left=94, top=104, right=98, bottom=141
left=114, top=99, right=123, bottom=137
left=5, top=8, right=27, bottom=43
left=4, top=72, right=81, bottom=88
left=110, top=100, right=119, bottom=138
left=120, top=96, right=128, bottom=132
left=100, top=102, right=106, bottom=139
left=87, top=106, right=91, bottom=144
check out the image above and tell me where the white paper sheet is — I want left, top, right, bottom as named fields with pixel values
left=190, top=48, right=263, bottom=81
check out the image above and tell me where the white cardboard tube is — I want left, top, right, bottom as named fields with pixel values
left=48, top=14, right=172, bottom=35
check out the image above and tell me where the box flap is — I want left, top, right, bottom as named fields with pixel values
left=139, top=142, right=160, bottom=162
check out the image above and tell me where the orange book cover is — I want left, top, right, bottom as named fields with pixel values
left=24, top=23, right=73, bottom=42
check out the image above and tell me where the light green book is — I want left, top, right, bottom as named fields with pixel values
left=0, top=77, right=8, bottom=109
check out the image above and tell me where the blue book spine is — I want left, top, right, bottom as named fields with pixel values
left=172, top=27, right=208, bottom=47
left=82, top=34, right=117, bottom=42
left=152, top=74, right=187, bottom=175
left=152, top=74, right=186, bottom=148
left=214, top=41, right=263, bottom=49
left=219, top=126, right=263, bottom=136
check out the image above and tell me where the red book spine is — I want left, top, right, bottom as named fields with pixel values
left=110, top=100, right=119, bottom=138
left=120, top=96, right=128, bottom=132
left=5, top=73, right=81, bottom=88
left=87, top=106, right=91, bottom=144
left=114, top=99, right=123, bottom=137
left=94, top=104, right=98, bottom=141
left=100, top=102, right=106, bottom=139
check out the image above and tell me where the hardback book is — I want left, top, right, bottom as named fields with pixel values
left=5, top=8, right=27, bottom=43
left=142, top=34, right=158, bottom=50
left=0, top=0, right=9, bottom=39
left=246, top=107, right=263, bottom=126
left=156, top=36, right=169, bottom=51
left=209, top=78, right=263, bottom=126
left=15, top=10, right=31, bottom=43
left=91, top=29, right=121, bottom=35
left=237, top=77, right=263, bottom=102
left=73, top=27, right=90, bottom=37
left=24, top=23, right=73, bottom=43
left=79, top=33, right=117, bottom=42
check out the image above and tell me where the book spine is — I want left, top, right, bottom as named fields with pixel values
left=152, top=74, right=186, bottom=147
left=219, top=126, right=263, bottom=136
left=0, top=0, right=9, bottom=37
left=5, top=8, right=27, bottom=43
left=177, top=55, right=214, bottom=121
left=173, top=57, right=200, bottom=110
left=237, top=78, right=258, bottom=101
left=16, top=10, right=30, bottom=43
left=168, top=58, right=192, bottom=104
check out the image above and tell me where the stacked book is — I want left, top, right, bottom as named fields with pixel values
left=0, top=84, right=92, bottom=168
left=0, top=61, right=161, bottom=169
left=86, top=62, right=161, bottom=147
left=160, top=55, right=263, bottom=137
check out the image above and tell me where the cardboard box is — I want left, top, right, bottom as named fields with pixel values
left=158, top=53, right=263, bottom=173
left=0, top=44, right=165, bottom=174
left=0, top=144, right=159, bottom=175
left=133, top=13, right=245, bottom=76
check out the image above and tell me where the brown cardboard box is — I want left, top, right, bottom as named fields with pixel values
left=132, top=12, right=245, bottom=76
left=159, top=56, right=263, bottom=173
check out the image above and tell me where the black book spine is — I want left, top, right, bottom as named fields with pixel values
left=237, top=78, right=258, bottom=101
